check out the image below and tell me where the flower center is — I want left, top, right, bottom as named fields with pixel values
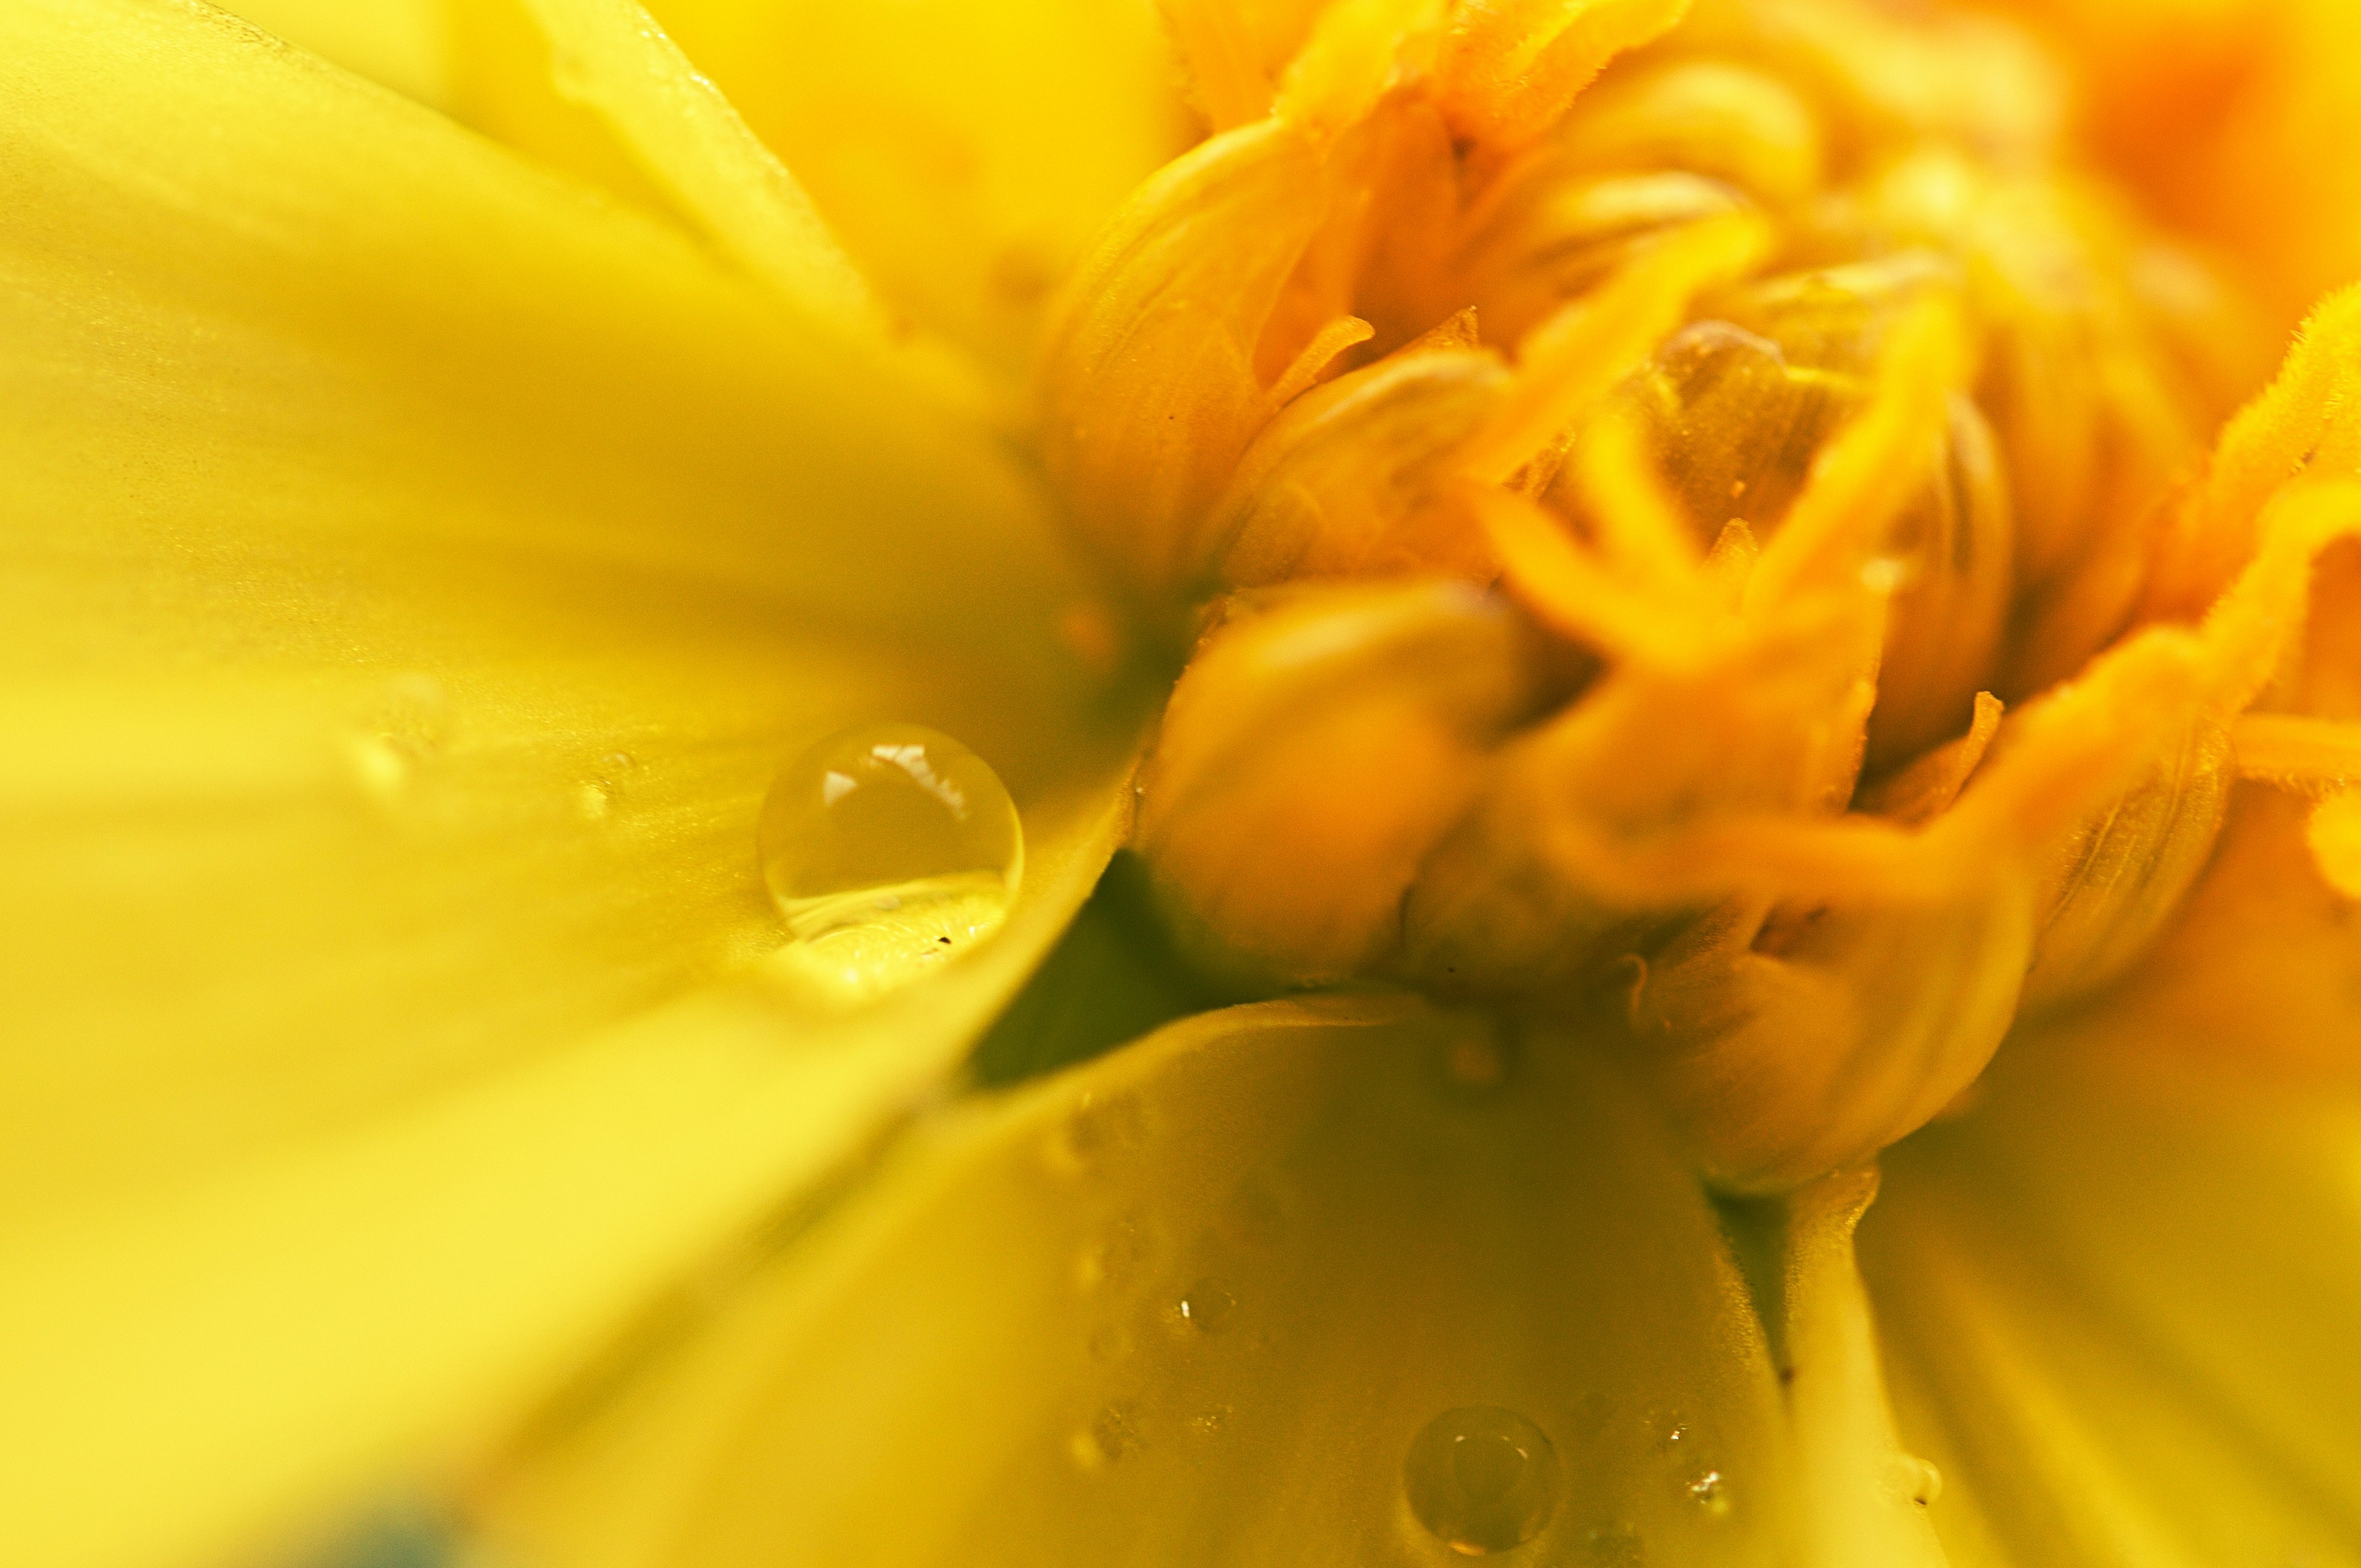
left=1038, top=0, right=2361, bottom=1188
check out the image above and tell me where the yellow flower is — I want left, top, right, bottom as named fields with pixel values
left=8, top=1, right=2361, bottom=1566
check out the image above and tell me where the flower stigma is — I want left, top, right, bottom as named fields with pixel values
left=1037, top=0, right=2361, bottom=1191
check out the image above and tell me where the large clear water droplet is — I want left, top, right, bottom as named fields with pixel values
left=1404, top=1406, right=1561, bottom=1556
left=757, top=723, right=1021, bottom=1002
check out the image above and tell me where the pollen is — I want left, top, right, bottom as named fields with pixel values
left=1040, top=0, right=2361, bottom=1190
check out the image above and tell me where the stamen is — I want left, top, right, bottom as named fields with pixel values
left=2232, top=714, right=2361, bottom=788
left=1264, top=314, right=1377, bottom=410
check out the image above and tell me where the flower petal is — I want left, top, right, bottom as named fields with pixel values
left=473, top=1000, right=1829, bottom=1566
left=2, top=0, right=1129, bottom=1197
left=1865, top=996, right=2361, bottom=1561
left=616, top=0, right=1192, bottom=371
left=216, top=0, right=451, bottom=105
left=0, top=9, right=1147, bottom=1559
left=499, top=0, right=884, bottom=336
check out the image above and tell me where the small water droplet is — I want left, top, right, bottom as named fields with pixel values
left=1404, top=1406, right=1560, bottom=1556
left=1190, top=1406, right=1232, bottom=1439
left=577, top=778, right=619, bottom=822
left=1050, top=1088, right=1148, bottom=1173
left=1076, top=1218, right=1153, bottom=1292
left=757, top=723, right=1021, bottom=1004
left=1860, top=555, right=1909, bottom=594
left=347, top=675, right=451, bottom=805
left=1177, top=1279, right=1236, bottom=1334
left=1687, top=1470, right=1730, bottom=1518
left=1070, top=1403, right=1141, bottom=1470
left=548, top=45, right=595, bottom=101
left=1895, top=1453, right=1942, bottom=1506
left=1224, top=1179, right=1291, bottom=1249
left=1433, top=1017, right=1516, bottom=1095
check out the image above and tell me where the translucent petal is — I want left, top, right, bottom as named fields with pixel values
left=1, top=0, right=1128, bottom=1200
left=217, top=0, right=452, bottom=106
left=504, top=0, right=880, bottom=332
left=583, top=0, right=1191, bottom=372
left=0, top=11, right=1145, bottom=1559
left=1866, top=1028, right=2361, bottom=1563
left=477, top=1001, right=1822, bottom=1567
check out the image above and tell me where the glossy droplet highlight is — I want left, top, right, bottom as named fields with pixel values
left=1177, top=1279, right=1236, bottom=1334
left=1687, top=1470, right=1730, bottom=1518
left=757, top=723, right=1022, bottom=1002
left=1405, top=1406, right=1561, bottom=1556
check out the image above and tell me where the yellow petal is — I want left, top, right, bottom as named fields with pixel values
left=606, top=0, right=1190, bottom=372
left=217, top=0, right=452, bottom=106
left=502, top=0, right=879, bottom=333
left=2, top=0, right=1128, bottom=1195
left=478, top=1000, right=1814, bottom=1566
left=2035, top=785, right=2361, bottom=1085
left=0, top=7, right=1146, bottom=1560
left=1865, top=1032, right=2361, bottom=1564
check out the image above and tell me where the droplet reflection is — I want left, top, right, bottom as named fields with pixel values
left=1177, top=1279, right=1236, bottom=1334
left=756, top=723, right=1021, bottom=1002
left=1404, top=1406, right=1561, bottom=1556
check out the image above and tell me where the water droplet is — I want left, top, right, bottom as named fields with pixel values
left=1687, top=1470, right=1730, bottom=1518
left=347, top=675, right=450, bottom=804
left=757, top=723, right=1021, bottom=1003
left=1190, top=1406, right=1232, bottom=1439
left=1177, top=1279, right=1236, bottom=1334
left=1225, top=1180, right=1291, bottom=1249
left=1404, top=1406, right=1561, bottom=1556
left=577, top=778, right=619, bottom=822
left=1070, top=1403, right=1142, bottom=1470
left=1076, top=1218, right=1153, bottom=1292
left=1428, top=1015, right=1516, bottom=1097
left=1895, top=1453, right=1943, bottom=1506
left=577, top=752, right=640, bottom=824
left=1050, top=1088, right=1148, bottom=1174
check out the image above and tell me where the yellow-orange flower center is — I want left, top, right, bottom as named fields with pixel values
left=1037, top=0, right=2361, bottom=1189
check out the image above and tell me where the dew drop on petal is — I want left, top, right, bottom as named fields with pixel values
left=1896, top=1453, right=1943, bottom=1506
left=1070, top=1403, right=1142, bottom=1471
left=1404, top=1406, right=1561, bottom=1556
left=1177, top=1278, right=1236, bottom=1334
left=756, top=723, right=1022, bottom=1002
left=1687, top=1470, right=1730, bottom=1518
